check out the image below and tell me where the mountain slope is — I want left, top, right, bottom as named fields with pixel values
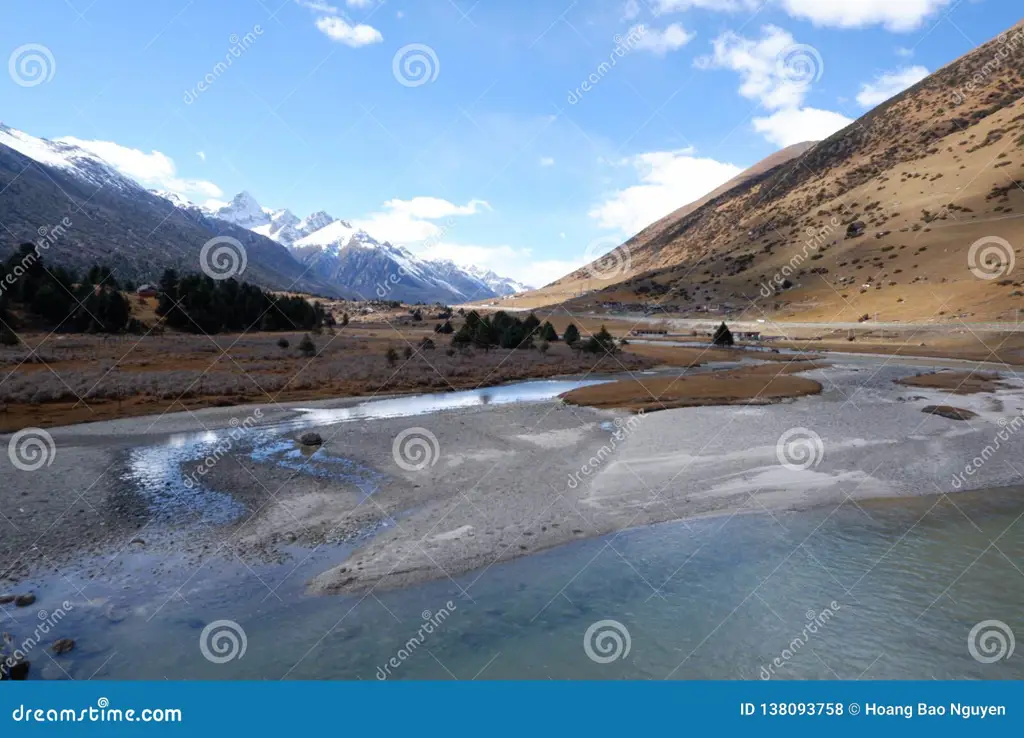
left=0, top=127, right=341, bottom=296
left=510, top=141, right=816, bottom=309
left=531, top=21, right=1024, bottom=323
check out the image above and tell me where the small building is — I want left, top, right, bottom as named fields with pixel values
left=136, top=284, right=158, bottom=298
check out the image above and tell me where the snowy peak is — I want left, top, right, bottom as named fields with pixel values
left=299, top=210, right=336, bottom=234
left=213, top=191, right=270, bottom=229
left=0, top=124, right=143, bottom=193
left=463, top=265, right=532, bottom=295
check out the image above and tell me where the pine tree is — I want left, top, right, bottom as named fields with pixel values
left=712, top=322, right=734, bottom=346
left=563, top=323, right=581, bottom=346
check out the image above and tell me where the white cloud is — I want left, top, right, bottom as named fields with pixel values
left=855, top=65, right=929, bottom=107
left=295, top=0, right=339, bottom=11
left=651, top=0, right=950, bottom=31
left=622, top=0, right=641, bottom=20
left=633, top=23, right=695, bottom=55
left=695, top=25, right=818, bottom=110
left=197, top=151, right=206, bottom=161
left=652, top=0, right=759, bottom=12
left=752, top=107, right=852, bottom=147
left=896, top=46, right=914, bottom=58
left=354, top=197, right=490, bottom=245
left=539, top=156, right=555, bottom=167
left=778, top=0, right=952, bottom=32
left=418, top=241, right=583, bottom=287
left=589, top=148, right=742, bottom=235
left=57, top=137, right=223, bottom=199
left=314, top=16, right=383, bottom=46
left=347, top=0, right=374, bottom=7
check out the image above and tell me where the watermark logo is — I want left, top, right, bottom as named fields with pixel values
left=583, top=236, right=632, bottom=281
left=583, top=619, right=631, bottom=664
left=376, top=601, right=458, bottom=679
left=200, top=236, right=248, bottom=281
left=199, top=619, right=247, bottom=664
left=776, top=427, right=824, bottom=471
left=183, top=26, right=264, bottom=104
left=8, top=428, right=56, bottom=472
left=393, top=44, right=439, bottom=87
left=183, top=409, right=264, bottom=490
left=392, top=427, right=440, bottom=471
left=968, top=236, right=1014, bottom=280
left=968, top=619, right=1014, bottom=664
left=776, top=43, right=823, bottom=88
left=8, top=44, right=56, bottom=87
left=951, top=411, right=1024, bottom=490
left=760, top=602, right=841, bottom=679
left=567, top=412, right=644, bottom=489
left=1, top=601, right=74, bottom=679
left=568, top=25, right=647, bottom=104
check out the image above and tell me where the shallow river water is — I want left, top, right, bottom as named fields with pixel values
left=7, top=364, right=1024, bottom=681
left=16, top=486, right=1024, bottom=681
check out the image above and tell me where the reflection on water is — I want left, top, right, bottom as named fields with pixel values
left=122, top=378, right=608, bottom=523
left=23, top=487, right=1024, bottom=681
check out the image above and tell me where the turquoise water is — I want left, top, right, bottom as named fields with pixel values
left=18, top=487, right=1024, bottom=681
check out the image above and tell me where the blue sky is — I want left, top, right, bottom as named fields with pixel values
left=1, top=0, right=1021, bottom=284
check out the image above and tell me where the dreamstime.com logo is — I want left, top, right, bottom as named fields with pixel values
left=567, top=412, right=644, bottom=489
left=760, top=602, right=841, bottom=679
left=8, top=43, right=56, bottom=87
left=376, top=601, right=458, bottom=679
left=951, top=410, right=1024, bottom=490
left=199, top=620, right=247, bottom=664
left=583, top=236, right=632, bottom=282
left=2, top=601, right=75, bottom=679
left=583, top=619, right=631, bottom=664
left=968, top=619, right=1015, bottom=664
left=183, top=409, right=264, bottom=490
left=0, top=217, right=73, bottom=300
left=200, top=236, right=248, bottom=281
left=183, top=26, right=264, bottom=104
left=8, top=428, right=56, bottom=472
left=392, top=427, right=441, bottom=471
left=393, top=44, right=439, bottom=87
left=567, top=25, right=647, bottom=105
left=968, top=236, right=1015, bottom=281
left=776, top=427, right=824, bottom=471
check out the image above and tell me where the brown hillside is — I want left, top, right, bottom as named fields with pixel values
left=523, top=20, right=1024, bottom=323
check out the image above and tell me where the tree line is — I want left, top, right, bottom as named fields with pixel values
left=156, top=269, right=326, bottom=334
left=1, top=243, right=136, bottom=340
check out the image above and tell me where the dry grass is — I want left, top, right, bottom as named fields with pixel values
left=0, top=324, right=656, bottom=431
left=560, top=360, right=825, bottom=412
left=895, top=370, right=1008, bottom=394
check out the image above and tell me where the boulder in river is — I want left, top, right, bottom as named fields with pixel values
left=299, top=432, right=324, bottom=447
left=52, top=638, right=75, bottom=655
left=13, top=593, right=36, bottom=607
left=922, top=405, right=978, bottom=421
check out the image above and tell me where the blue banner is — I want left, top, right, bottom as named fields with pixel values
left=0, top=682, right=1018, bottom=736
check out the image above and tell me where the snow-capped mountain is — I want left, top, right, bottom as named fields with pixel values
left=194, top=190, right=531, bottom=303
left=211, top=191, right=270, bottom=230
left=0, top=126, right=342, bottom=296
left=0, top=124, right=145, bottom=193
left=463, top=265, right=532, bottom=296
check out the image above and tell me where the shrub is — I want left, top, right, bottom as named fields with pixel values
left=403, top=346, right=413, bottom=360
left=0, top=327, right=19, bottom=347
left=277, top=338, right=290, bottom=349
left=538, top=341, right=550, bottom=354
left=419, top=337, right=436, bottom=351
left=539, top=322, right=558, bottom=342
left=386, top=347, right=399, bottom=366
left=298, top=334, right=316, bottom=357
left=582, top=326, right=616, bottom=354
